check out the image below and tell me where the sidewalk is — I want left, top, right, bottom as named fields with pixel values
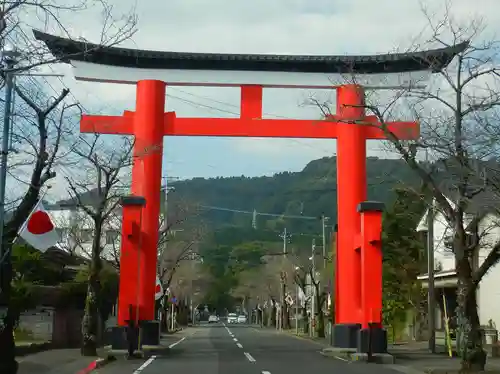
left=390, top=342, right=500, bottom=373
left=17, top=348, right=107, bottom=374
left=265, top=327, right=500, bottom=373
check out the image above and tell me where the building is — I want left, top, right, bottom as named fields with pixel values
left=46, top=184, right=178, bottom=263
left=46, top=203, right=121, bottom=264
left=416, top=198, right=500, bottom=333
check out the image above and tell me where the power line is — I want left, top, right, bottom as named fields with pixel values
left=198, top=204, right=319, bottom=220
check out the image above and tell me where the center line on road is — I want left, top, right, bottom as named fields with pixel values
left=244, top=352, right=256, bottom=362
left=132, top=355, right=157, bottom=374
left=169, top=336, right=186, bottom=348
left=236, top=343, right=243, bottom=348
left=233, top=338, right=238, bottom=342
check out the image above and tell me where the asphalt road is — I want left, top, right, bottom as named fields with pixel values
left=97, top=323, right=404, bottom=374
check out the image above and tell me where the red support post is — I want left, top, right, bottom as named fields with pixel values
left=358, top=201, right=384, bottom=329
left=117, top=197, right=146, bottom=326
left=335, top=85, right=367, bottom=325
left=129, top=80, right=166, bottom=322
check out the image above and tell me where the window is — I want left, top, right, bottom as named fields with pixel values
left=106, top=230, right=120, bottom=245
left=80, top=229, right=93, bottom=242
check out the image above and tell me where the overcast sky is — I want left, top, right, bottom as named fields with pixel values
left=10, top=0, right=500, bottom=201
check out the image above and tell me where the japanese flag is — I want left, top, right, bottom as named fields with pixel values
left=155, top=276, right=163, bottom=301
left=19, top=200, right=59, bottom=252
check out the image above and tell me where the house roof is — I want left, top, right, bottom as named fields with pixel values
left=416, top=158, right=500, bottom=231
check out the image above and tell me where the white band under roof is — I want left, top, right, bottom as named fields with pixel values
left=70, top=60, right=432, bottom=89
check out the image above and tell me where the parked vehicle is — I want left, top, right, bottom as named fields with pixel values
left=227, top=313, right=238, bottom=324
left=237, top=315, right=247, bottom=324
left=208, top=315, right=219, bottom=323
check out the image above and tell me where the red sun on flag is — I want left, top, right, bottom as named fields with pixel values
left=155, top=276, right=163, bottom=300
left=27, top=210, right=55, bottom=235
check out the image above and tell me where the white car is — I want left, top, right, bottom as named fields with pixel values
left=237, top=315, right=247, bottom=324
left=208, top=315, right=219, bottom=323
left=227, top=313, right=237, bottom=324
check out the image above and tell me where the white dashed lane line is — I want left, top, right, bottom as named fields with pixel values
left=233, top=338, right=238, bottom=342
left=262, top=371, right=271, bottom=374
left=244, top=352, right=256, bottom=362
left=236, top=343, right=243, bottom=348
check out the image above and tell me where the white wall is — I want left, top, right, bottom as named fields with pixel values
left=477, top=214, right=500, bottom=327
left=48, top=207, right=122, bottom=262
left=418, top=208, right=500, bottom=327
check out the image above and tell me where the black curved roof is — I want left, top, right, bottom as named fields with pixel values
left=33, top=30, right=467, bottom=74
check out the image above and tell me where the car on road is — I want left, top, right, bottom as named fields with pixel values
left=208, top=315, right=219, bottom=323
left=237, top=315, right=247, bottom=324
left=227, top=313, right=238, bottom=324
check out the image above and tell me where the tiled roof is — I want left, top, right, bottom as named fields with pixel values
left=33, top=30, right=467, bottom=74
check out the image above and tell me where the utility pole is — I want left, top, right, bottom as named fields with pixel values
left=295, top=282, right=299, bottom=335
left=321, top=215, right=329, bottom=268
left=0, top=47, right=19, bottom=285
left=278, top=228, right=291, bottom=331
left=280, top=227, right=291, bottom=256
left=310, top=238, right=316, bottom=338
left=427, top=199, right=436, bottom=353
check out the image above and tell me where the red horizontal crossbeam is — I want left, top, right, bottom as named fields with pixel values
left=81, top=112, right=419, bottom=140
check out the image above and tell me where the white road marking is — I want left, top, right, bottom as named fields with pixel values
left=132, top=336, right=187, bottom=373
left=132, top=355, right=157, bottom=373
left=334, top=356, right=348, bottom=361
left=236, top=343, right=243, bottom=348
left=262, top=371, right=271, bottom=374
left=169, top=336, right=186, bottom=348
left=233, top=338, right=238, bottom=342
left=244, top=352, right=256, bottom=362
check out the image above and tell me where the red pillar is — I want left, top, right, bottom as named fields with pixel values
left=358, top=201, right=384, bottom=329
left=335, top=85, right=366, bottom=325
left=130, top=80, right=166, bottom=321
left=117, top=202, right=144, bottom=326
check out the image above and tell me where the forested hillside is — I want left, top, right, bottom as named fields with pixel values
left=171, top=156, right=422, bottom=234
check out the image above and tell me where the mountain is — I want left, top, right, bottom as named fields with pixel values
left=170, top=156, right=421, bottom=235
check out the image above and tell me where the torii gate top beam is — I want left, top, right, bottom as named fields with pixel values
left=33, top=30, right=467, bottom=89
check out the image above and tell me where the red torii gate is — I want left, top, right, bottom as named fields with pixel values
left=80, top=82, right=416, bottom=329
left=34, top=29, right=465, bottom=352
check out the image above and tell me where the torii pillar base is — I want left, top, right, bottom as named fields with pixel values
left=331, top=323, right=361, bottom=349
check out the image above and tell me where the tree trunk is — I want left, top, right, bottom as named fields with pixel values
left=302, top=304, right=309, bottom=334
left=81, top=268, right=101, bottom=356
left=270, top=300, right=277, bottom=327
left=456, top=257, right=486, bottom=372
left=81, top=226, right=103, bottom=357
left=0, top=247, right=18, bottom=374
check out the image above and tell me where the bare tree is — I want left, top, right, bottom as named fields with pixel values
left=157, top=200, right=204, bottom=291
left=0, top=0, right=137, bottom=77
left=49, top=207, right=90, bottom=256
left=323, top=8, right=500, bottom=371
left=0, top=79, right=71, bottom=373
left=65, top=134, right=132, bottom=356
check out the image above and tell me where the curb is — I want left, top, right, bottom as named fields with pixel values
left=77, top=356, right=116, bottom=374
left=16, top=342, right=52, bottom=357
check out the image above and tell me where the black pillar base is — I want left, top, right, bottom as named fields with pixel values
left=357, top=327, right=388, bottom=354
left=331, top=323, right=361, bottom=349
left=109, top=325, right=139, bottom=351
left=140, top=320, right=160, bottom=346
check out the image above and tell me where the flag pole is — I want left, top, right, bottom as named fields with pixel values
left=0, top=185, right=52, bottom=265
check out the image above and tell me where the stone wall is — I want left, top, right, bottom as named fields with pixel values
left=17, top=308, right=54, bottom=342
